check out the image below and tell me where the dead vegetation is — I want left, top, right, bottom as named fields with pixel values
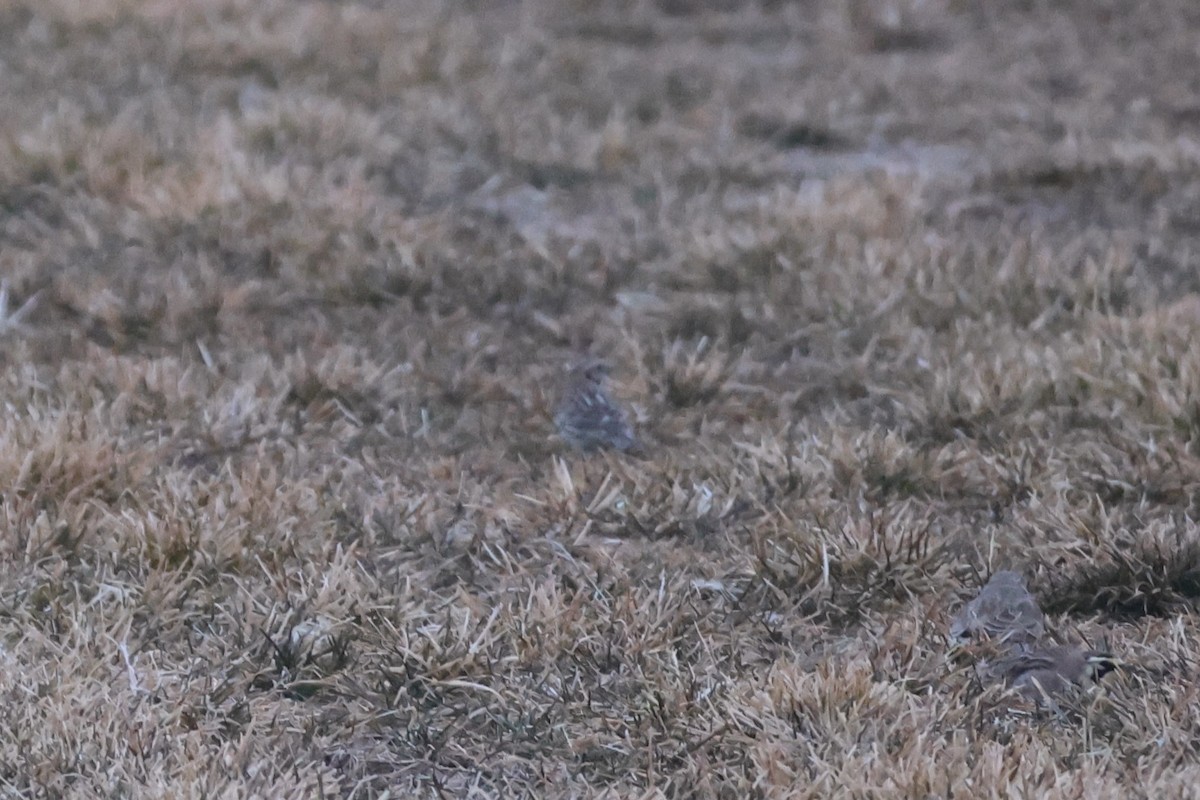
left=0, top=0, right=1198, bottom=796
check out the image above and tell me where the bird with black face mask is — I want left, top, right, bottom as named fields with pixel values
left=948, top=571, right=1122, bottom=705
left=997, top=644, right=1121, bottom=703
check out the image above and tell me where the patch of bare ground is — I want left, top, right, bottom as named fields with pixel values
left=0, top=0, right=1199, bottom=796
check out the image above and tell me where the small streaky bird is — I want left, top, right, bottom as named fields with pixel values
left=998, top=644, right=1120, bottom=703
left=949, top=571, right=1046, bottom=646
left=554, top=360, right=638, bottom=453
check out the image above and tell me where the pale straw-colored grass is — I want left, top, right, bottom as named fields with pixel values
left=0, top=0, right=1198, bottom=796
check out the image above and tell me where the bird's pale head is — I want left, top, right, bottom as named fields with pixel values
left=1083, top=651, right=1121, bottom=681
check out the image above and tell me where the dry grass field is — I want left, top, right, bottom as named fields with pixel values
left=2, top=0, right=1200, bottom=796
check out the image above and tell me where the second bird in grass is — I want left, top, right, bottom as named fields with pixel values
left=949, top=570, right=1046, bottom=646
left=998, top=644, right=1121, bottom=702
left=554, top=359, right=638, bottom=453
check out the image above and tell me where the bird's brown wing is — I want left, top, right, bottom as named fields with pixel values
left=974, top=592, right=1045, bottom=641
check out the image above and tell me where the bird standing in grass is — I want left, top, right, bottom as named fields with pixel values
left=949, top=570, right=1046, bottom=646
left=998, top=644, right=1120, bottom=702
left=948, top=570, right=1122, bottom=706
left=554, top=359, right=638, bottom=453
